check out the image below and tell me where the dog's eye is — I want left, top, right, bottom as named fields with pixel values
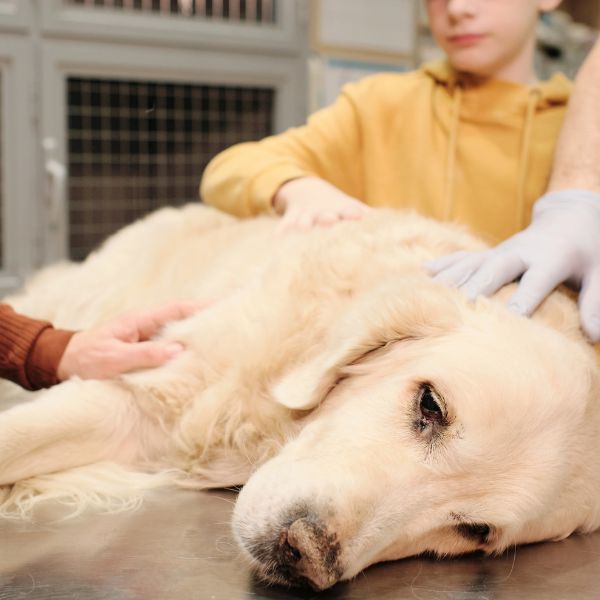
left=414, top=383, right=447, bottom=437
left=418, top=384, right=444, bottom=423
left=456, top=522, right=491, bottom=545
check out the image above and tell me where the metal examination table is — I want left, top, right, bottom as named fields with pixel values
left=1, top=486, right=600, bottom=600
left=1, top=386, right=599, bottom=600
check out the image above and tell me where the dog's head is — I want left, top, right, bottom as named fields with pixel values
left=232, top=276, right=600, bottom=590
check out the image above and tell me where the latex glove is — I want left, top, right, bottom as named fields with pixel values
left=273, top=176, right=370, bottom=231
left=426, top=190, right=600, bottom=342
left=57, top=300, right=207, bottom=381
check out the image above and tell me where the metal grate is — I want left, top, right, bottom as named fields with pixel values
left=67, top=77, right=274, bottom=260
left=64, top=0, right=277, bottom=23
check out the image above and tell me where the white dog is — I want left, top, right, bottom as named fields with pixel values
left=1, top=204, right=599, bottom=591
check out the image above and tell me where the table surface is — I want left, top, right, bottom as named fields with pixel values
left=1, top=486, right=600, bottom=600
left=1, top=385, right=599, bottom=600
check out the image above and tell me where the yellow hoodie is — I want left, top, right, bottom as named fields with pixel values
left=201, top=60, right=571, bottom=244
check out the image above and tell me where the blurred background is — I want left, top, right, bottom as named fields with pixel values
left=0, top=0, right=597, bottom=295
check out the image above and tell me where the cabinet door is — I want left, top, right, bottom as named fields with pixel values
left=0, top=0, right=308, bottom=271
left=38, top=2, right=306, bottom=262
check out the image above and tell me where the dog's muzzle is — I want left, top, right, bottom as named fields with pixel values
left=240, top=511, right=344, bottom=590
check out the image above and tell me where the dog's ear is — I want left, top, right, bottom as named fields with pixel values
left=271, top=278, right=461, bottom=410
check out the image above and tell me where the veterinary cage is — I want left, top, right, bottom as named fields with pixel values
left=0, top=0, right=307, bottom=293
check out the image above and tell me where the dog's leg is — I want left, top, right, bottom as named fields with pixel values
left=0, top=379, right=157, bottom=486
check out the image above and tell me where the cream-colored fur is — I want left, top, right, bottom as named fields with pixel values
left=1, top=204, right=599, bottom=590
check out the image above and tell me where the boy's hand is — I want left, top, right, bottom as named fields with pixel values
left=57, top=300, right=207, bottom=381
left=426, top=190, right=600, bottom=342
left=273, top=177, right=370, bottom=231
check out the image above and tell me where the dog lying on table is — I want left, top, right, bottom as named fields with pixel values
left=1, top=204, right=598, bottom=590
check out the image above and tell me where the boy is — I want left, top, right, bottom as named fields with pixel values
left=200, top=0, right=565, bottom=246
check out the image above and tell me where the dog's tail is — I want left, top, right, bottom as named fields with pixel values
left=0, top=463, right=179, bottom=521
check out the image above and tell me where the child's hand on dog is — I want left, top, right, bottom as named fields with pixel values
left=273, top=176, right=370, bottom=232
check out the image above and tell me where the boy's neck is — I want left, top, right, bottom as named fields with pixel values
left=458, top=70, right=539, bottom=88
left=455, top=41, right=539, bottom=87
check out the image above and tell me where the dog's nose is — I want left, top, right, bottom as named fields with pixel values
left=276, top=517, right=342, bottom=590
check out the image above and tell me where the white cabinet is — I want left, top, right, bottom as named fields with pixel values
left=0, top=0, right=307, bottom=284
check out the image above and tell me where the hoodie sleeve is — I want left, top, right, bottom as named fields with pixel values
left=0, top=303, right=75, bottom=390
left=200, top=79, right=368, bottom=217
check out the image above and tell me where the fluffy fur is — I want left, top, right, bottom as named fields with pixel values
left=1, top=204, right=599, bottom=590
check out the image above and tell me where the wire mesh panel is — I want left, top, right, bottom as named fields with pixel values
left=67, top=77, right=274, bottom=260
left=63, top=0, right=277, bottom=23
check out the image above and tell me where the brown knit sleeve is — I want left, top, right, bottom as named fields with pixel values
left=0, top=303, right=75, bottom=390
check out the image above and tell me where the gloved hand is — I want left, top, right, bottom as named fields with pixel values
left=426, top=190, right=600, bottom=342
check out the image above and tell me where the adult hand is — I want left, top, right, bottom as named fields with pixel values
left=426, top=190, right=600, bottom=342
left=273, top=176, right=370, bottom=231
left=57, top=300, right=206, bottom=381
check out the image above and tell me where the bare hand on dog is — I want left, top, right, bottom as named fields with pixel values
left=57, top=300, right=206, bottom=381
left=273, top=176, right=370, bottom=231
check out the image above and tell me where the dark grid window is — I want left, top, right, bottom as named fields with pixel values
left=67, top=77, right=274, bottom=260
left=64, top=0, right=277, bottom=23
